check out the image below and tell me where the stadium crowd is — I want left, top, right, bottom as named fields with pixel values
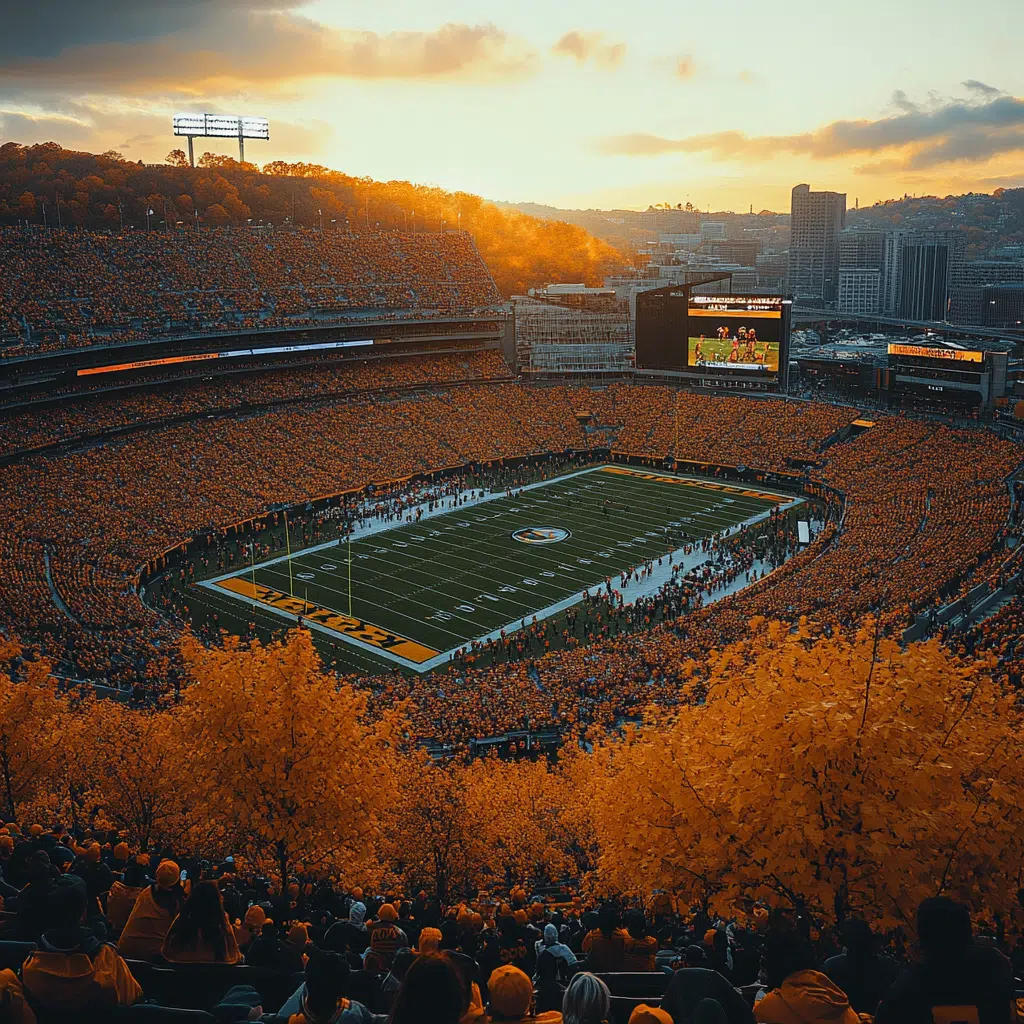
left=0, top=228, right=501, bottom=356
left=0, top=351, right=512, bottom=457
left=0, top=825, right=1014, bottom=1023
left=0, top=370, right=1019, bottom=744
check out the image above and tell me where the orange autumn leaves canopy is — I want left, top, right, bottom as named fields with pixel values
left=2, top=622, right=1023, bottom=930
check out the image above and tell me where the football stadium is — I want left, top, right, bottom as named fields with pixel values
left=0, top=139, right=1022, bottom=1023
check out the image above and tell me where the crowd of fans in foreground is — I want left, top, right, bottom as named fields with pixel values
left=0, top=825, right=1017, bottom=1022
left=0, top=228, right=501, bottom=356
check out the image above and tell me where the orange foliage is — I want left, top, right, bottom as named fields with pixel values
left=0, top=644, right=65, bottom=821
left=0, top=143, right=625, bottom=297
left=176, top=629, right=401, bottom=888
left=584, top=620, right=1024, bottom=928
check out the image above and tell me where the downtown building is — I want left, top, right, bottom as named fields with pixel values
left=788, top=184, right=847, bottom=306
left=897, top=232, right=965, bottom=322
left=837, top=229, right=886, bottom=314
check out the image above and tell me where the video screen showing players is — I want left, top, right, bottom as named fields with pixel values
left=687, top=297, right=784, bottom=374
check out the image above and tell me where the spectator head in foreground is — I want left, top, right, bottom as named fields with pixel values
left=301, top=949, right=349, bottom=1022
left=628, top=1007, right=673, bottom=1024
left=563, top=972, right=612, bottom=1024
left=488, top=964, right=535, bottom=1021
left=757, top=927, right=859, bottom=1024
left=917, top=896, right=973, bottom=963
left=388, top=951, right=464, bottom=1024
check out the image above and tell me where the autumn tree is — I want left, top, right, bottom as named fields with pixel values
left=177, top=629, right=400, bottom=890
left=69, top=698, right=197, bottom=850
left=383, top=752, right=477, bottom=903
left=588, top=620, right=1024, bottom=928
left=203, top=203, right=230, bottom=227
left=166, top=150, right=189, bottom=168
left=0, top=642, right=66, bottom=820
left=459, top=755, right=573, bottom=890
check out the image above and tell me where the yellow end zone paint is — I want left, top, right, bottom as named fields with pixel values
left=599, top=466, right=784, bottom=503
left=215, top=577, right=440, bottom=664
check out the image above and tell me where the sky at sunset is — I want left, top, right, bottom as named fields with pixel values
left=3, top=0, right=1024, bottom=212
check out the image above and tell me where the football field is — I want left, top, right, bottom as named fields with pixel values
left=201, top=466, right=787, bottom=672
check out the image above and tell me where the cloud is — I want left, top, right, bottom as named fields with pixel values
left=962, top=79, right=1002, bottom=97
left=599, top=88, right=1024, bottom=171
left=0, top=109, right=96, bottom=145
left=1, top=1, right=304, bottom=60
left=552, top=31, right=626, bottom=70
left=0, top=8, right=537, bottom=94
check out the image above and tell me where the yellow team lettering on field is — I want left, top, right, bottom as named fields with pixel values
left=214, top=577, right=440, bottom=664
left=599, top=466, right=782, bottom=503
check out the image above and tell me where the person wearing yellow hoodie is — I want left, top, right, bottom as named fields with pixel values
left=754, top=929, right=863, bottom=1024
left=117, top=859, right=187, bottom=960
left=21, top=875, right=142, bottom=1014
left=106, top=860, right=150, bottom=937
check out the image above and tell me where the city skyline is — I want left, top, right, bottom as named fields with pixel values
left=3, top=0, right=1024, bottom=212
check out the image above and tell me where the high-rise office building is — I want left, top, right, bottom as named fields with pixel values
left=788, top=184, right=846, bottom=306
left=882, top=231, right=906, bottom=315
left=949, top=260, right=1024, bottom=323
left=897, top=232, right=965, bottom=321
left=837, top=229, right=886, bottom=314
left=838, top=269, right=882, bottom=315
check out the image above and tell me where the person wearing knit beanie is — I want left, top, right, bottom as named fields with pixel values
left=113, top=843, right=130, bottom=864
left=368, top=904, right=408, bottom=969
left=629, top=1006, right=673, bottom=1024
left=155, top=861, right=181, bottom=889
left=286, top=923, right=310, bottom=949
left=117, top=860, right=185, bottom=960
left=488, top=964, right=561, bottom=1023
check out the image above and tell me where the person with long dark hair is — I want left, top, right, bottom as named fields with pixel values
left=388, top=952, right=464, bottom=1024
left=161, top=879, right=241, bottom=964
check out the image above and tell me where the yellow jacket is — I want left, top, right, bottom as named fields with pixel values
left=117, top=885, right=180, bottom=960
left=0, top=968, right=36, bottom=1024
left=22, top=943, right=142, bottom=1012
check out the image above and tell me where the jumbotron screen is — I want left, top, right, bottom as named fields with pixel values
left=687, top=296, right=784, bottom=374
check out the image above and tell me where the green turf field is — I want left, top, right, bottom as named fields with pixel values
left=201, top=466, right=785, bottom=672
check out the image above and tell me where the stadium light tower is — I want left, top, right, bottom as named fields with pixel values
left=172, top=113, right=270, bottom=166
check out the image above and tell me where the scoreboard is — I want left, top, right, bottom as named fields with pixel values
left=636, top=285, right=792, bottom=390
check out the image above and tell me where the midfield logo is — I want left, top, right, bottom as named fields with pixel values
left=511, top=526, right=571, bottom=545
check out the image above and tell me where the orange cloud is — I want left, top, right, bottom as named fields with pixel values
left=552, top=31, right=626, bottom=70
left=675, top=56, right=695, bottom=79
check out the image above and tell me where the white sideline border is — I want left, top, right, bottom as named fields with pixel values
left=199, top=465, right=805, bottom=672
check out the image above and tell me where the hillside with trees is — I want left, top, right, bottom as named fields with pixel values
left=0, top=142, right=626, bottom=296
left=847, top=189, right=1024, bottom=258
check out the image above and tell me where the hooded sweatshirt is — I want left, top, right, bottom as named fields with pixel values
left=534, top=925, right=577, bottom=970
left=21, top=928, right=142, bottom=1012
left=754, top=969, right=862, bottom=1024
left=117, top=884, right=184, bottom=960
left=106, top=880, right=146, bottom=935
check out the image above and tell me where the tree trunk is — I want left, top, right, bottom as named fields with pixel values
left=1, top=753, right=15, bottom=821
left=277, top=839, right=289, bottom=895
